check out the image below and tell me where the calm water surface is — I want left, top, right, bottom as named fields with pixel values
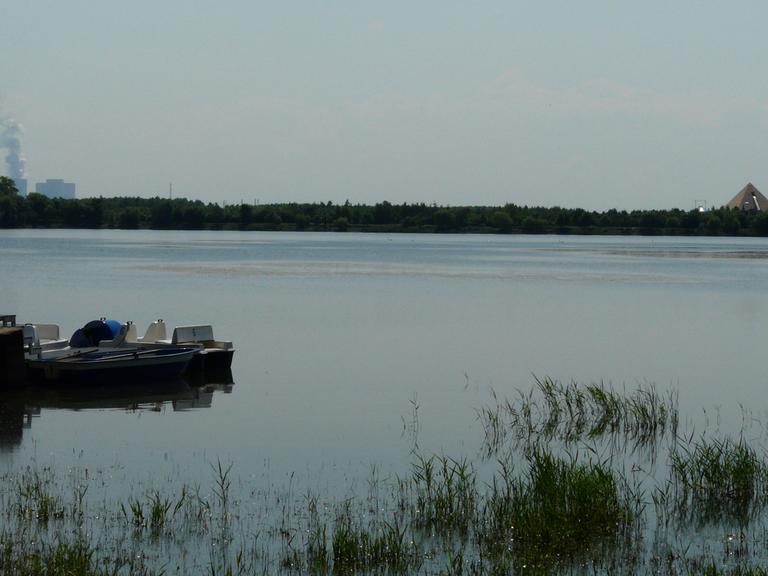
left=1, top=230, right=768, bottom=489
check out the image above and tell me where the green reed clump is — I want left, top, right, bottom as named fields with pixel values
left=670, top=437, right=768, bottom=523
left=678, top=557, right=768, bottom=576
left=303, top=492, right=330, bottom=575
left=148, top=490, right=173, bottom=534
left=15, top=466, right=64, bottom=523
left=410, top=454, right=477, bottom=535
left=0, top=538, right=141, bottom=576
left=121, top=490, right=180, bottom=533
left=479, top=377, right=678, bottom=456
left=306, top=521, right=329, bottom=574
left=332, top=513, right=415, bottom=574
left=122, top=497, right=145, bottom=528
left=0, top=540, right=91, bottom=576
left=480, top=449, right=636, bottom=567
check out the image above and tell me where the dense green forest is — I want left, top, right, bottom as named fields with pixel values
left=1, top=176, right=767, bottom=236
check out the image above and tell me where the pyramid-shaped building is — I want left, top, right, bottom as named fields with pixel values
left=726, top=183, right=768, bottom=212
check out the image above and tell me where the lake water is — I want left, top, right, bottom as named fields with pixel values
left=2, top=230, right=768, bottom=487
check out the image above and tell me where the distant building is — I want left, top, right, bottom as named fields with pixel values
left=35, top=179, right=76, bottom=199
left=726, top=183, right=768, bottom=212
left=12, top=177, right=27, bottom=196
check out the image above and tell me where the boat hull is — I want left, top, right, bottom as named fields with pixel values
left=186, top=348, right=234, bottom=373
left=26, top=347, right=197, bottom=384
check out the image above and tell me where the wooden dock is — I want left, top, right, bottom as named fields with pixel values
left=0, top=315, right=25, bottom=387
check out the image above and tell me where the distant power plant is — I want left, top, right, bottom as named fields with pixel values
left=2, top=116, right=77, bottom=199
left=1, top=118, right=25, bottom=187
left=12, top=177, right=27, bottom=196
left=35, top=179, right=76, bottom=199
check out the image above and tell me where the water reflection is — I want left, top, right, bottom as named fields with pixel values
left=0, top=370, right=234, bottom=450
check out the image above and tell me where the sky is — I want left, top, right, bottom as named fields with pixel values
left=2, top=1, right=768, bottom=210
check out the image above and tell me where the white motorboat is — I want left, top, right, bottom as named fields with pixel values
left=118, top=319, right=234, bottom=372
left=22, top=319, right=234, bottom=378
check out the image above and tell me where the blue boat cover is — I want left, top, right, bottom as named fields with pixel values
left=105, top=319, right=122, bottom=338
left=69, top=320, right=115, bottom=347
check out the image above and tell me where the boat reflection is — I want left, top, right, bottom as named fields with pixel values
left=0, top=369, right=234, bottom=450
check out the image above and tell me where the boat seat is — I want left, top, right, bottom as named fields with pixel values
left=124, top=322, right=138, bottom=343
left=23, top=323, right=69, bottom=351
left=140, top=320, right=167, bottom=342
left=22, top=324, right=39, bottom=348
left=171, top=325, right=215, bottom=344
left=35, top=324, right=60, bottom=341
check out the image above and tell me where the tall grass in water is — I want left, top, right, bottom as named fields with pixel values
left=479, top=449, right=639, bottom=570
left=14, top=466, right=64, bottom=523
left=3, top=452, right=768, bottom=574
left=410, top=454, right=477, bottom=536
left=12, top=392, right=768, bottom=574
left=0, top=539, right=149, bottom=576
left=669, top=436, right=768, bottom=524
left=332, top=513, right=415, bottom=573
left=479, top=376, right=678, bottom=457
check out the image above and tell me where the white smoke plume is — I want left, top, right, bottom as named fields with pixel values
left=0, top=117, right=27, bottom=180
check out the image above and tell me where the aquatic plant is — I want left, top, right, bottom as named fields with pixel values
left=670, top=436, right=768, bottom=524
left=332, top=514, right=414, bottom=573
left=212, top=459, right=233, bottom=517
left=479, top=377, right=678, bottom=458
left=14, top=466, right=64, bottom=523
left=9, top=386, right=768, bottom=575
left=122, top=496, right=145, bottom=528
left=478, top=449, right=638, bottom=569
left=0, top=537, right=150, bottom=576
left=410, top=454, right=477, bottom=536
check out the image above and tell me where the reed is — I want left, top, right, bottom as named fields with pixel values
left=680, top=560, right=768, bottom=576
left=479, top=377, right=678, bottom=457
left=9, top=389, right=768, bottom=574
left=670, top=436, right=768, bottom=523
left=212, top=459, right=233, bottom=516
left=148, top=490, right=173, bottom=533
left=410, top=454, right=477, bottom=536
left=0, top=541, right=93, bottom=576
left=122, top=496, right=145, bottom=528
left=482, top=450, right=637, bottom=567
left=304, top=491, right=329, bottom=575
left=14, top=466, right=64, bottom=523
left=0, top=538, right=150, bottom=576
left=332, top=516, right=414, bottom=573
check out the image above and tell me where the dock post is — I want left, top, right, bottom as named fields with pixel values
left=0, top=327, right=25, bottom=387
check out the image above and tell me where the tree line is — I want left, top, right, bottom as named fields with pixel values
left=2, top=176, right=767, bottom=236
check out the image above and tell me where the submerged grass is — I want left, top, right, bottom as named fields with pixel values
left=669, top=436, right=768, bottom=524
left=14, top=466, right=65, bottom=523
left=0, top=538, right=150, bottom=576
left=332, top=514, right=415, bottom=573
left=8, top=379, right=768, bottom=574
left=479, top=376, right=679, bottom=458
left=410, top=454, right=476, bottom=536
left=479, top=449, right=639, bottom=570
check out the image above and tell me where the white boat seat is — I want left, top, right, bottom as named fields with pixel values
left=171, top=325, right=215, bottom=344
left=124, top=322, right=138, bottom=343
left=140, top=320, right=167, bottom=342
left=35, top=324, right=61, bottom=341
left=23, top=323, right=69, bottom=351
left=22, top=324, right=39, bottom=348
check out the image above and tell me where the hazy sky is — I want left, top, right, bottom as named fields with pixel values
left=2, top=1, right=767, bottom=210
